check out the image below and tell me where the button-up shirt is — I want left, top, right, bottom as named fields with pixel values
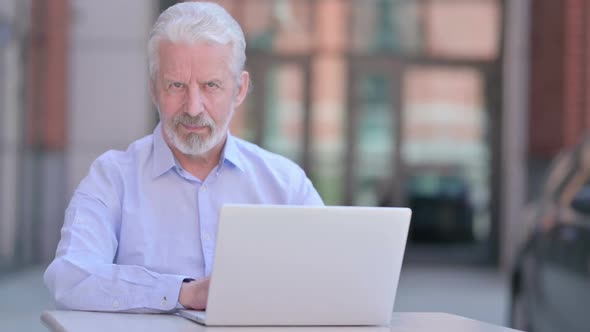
left=44, top=123, right=323, bottom=312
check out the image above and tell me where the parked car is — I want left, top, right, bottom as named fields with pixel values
left=509, top=138, right=590, bottom=332
left=406, top=172, right=474, bottom=242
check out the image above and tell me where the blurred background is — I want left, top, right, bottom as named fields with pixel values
left=0, top=0, right=587, bottom=331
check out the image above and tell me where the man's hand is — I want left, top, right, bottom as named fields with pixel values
left=179, top=277, right=210, bottom=310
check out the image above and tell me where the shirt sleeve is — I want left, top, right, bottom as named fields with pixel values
left=293, top=167, right=325, bottom=206
left=43, top=155, right=187, bottom=313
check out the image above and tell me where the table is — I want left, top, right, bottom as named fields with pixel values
left=41, top=310, right=522, bottom=332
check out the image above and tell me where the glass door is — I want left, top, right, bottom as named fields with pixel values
left=401, top=65, right=492, bottom=245
left=232, top=56, right=311, bottom=170
left=345, top=59, right=404, bottom=207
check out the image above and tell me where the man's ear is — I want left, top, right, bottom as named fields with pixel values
left=234, top=71, right=250, bottom=107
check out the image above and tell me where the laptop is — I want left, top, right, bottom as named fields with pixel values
left=178, top=204, right=411, bottom=326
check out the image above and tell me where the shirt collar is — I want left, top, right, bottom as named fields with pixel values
left=221, top=133, right=246, bottom=172
left=152, top=123, right=246, bottom=178
left=152, top=122, right=177, bottom=178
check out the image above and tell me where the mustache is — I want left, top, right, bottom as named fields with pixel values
left=173, top=113, right=214, bottom=128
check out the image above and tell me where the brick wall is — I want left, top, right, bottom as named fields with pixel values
left=27, top=0, right=69, bottom=149
left=529, top=0, right=590, bottom=157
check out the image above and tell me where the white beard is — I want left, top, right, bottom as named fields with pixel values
left=161, top=112, right=226, bottom=157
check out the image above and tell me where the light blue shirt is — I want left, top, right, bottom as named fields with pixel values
left=44, top=123, right=323, bottom=313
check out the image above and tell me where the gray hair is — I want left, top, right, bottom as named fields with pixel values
left=148, top=2, right=246, bottom=82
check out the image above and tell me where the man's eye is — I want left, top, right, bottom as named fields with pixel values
left=171, top=82, right=184, bottom=89
left=206, top=81, right=219, bottom=88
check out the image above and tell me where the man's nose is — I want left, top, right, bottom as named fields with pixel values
left=186, top=85, right=204, bottom=117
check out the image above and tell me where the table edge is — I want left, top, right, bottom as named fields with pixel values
left=41, top=310, right=68, bottom=332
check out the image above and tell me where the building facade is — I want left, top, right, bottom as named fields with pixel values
left=2, top=0, right=557, bottom=271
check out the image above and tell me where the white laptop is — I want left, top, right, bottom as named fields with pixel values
left=178, top=204, right=411, bottom=326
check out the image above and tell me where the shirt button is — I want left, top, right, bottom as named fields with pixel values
left=161, top=298, right=168, bottom=307
left=112, top=300, right=119, bottom=308
left=201, top=186, right=207, bottom=192
left=204, top=233, right=211, bottom=241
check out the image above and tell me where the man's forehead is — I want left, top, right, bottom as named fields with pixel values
left=158, top=40, right=233, bottom=77
left=158, top=40, right=233, bottom=62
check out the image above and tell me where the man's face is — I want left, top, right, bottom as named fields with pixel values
left=151, top=41, right=248, bottom=157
